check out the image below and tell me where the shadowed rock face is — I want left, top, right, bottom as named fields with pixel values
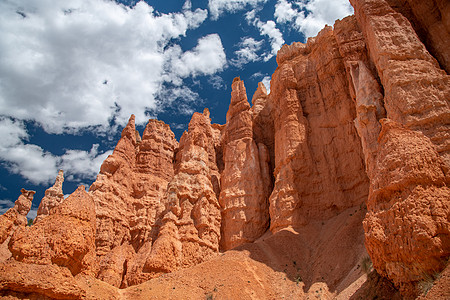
left=0, top=0, right=449, bottom=298
left=268, top=24, right=370, bottom=233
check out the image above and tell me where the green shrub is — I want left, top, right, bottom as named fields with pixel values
left=361, top=256, right=373, bottom=274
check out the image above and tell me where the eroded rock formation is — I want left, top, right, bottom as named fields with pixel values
left=9, top=186, right=97, bottom=276
left=91, top=115, right=178, bottom=287
left=219, top=78, right=271, bottom=250
left=0, top=0, right=449, bottom=298
left=0, top=189, right=34, bottom=246
left=349, top=0, right=450, bottom=296
left=0, top=189, right=34, bottom=263
left=34, top=169, right=64, bottom=224
left=133, top=110, right=222, bottom=284
left=364, top=119, right=450, bottom=296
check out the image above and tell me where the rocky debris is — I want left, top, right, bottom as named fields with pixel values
left=219, top=78, right=271, bottom=250
left=8, top=185, right=97, bottom=276
left=34, top=169, right=65, bottom=224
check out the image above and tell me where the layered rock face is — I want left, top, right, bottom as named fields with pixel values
left=349, top=0, right=450, bottom=296
left=268, top=25, right=370, bottom=232
left=0, top=0, right=449, bottom=298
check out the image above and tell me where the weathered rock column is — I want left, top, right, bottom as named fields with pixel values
left=219, top=78, right=271, bottom=250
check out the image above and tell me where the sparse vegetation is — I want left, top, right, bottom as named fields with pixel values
left=206, top=293, right=213, bottom=300
left=27, top=218, right=33, bottom=226
left=417, top=272, right=440, bottom=296
left=295, top=275, right=302, bottom=285
left=361, top=256, right=373, bottom=274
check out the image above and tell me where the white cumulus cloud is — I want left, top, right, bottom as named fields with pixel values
left=262, top=76, right=271, bottom=93
left=274, top=0, right=353, bottom=39
left=231, top=37, right=264, bottom=68
left=246, top=11, right=285, bottom=61
left=0, top=117, right=111, bottom=185
left=167, top=34, right=227, bottom=80
left=0, top=0, right=227, bottom=135
left=208, top=0, right=268, bottom=20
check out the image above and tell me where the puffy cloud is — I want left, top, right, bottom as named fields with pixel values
left=0, top=117, right=111, bottom=185
left=60, top=144, right=111, bottom=182
left=0, top=118, right=58, bottom=184
left=255, top=20, right=285, bottom=60
left=262, top=76, right=271, bottom=93
left=273, top=0, right=297, bottom=23
left=0, top=0, right=225, bottom=134
left=167, top=34, right=227, bottom=80
left=231, top=37, right=264, bottom=68
left=208, top=0, right=268, bottom=20
left=208, top=75, right=227, bottom=90
left=274, top=0, right=353, bottom=39
left=246, top=11, right=284, bottom=61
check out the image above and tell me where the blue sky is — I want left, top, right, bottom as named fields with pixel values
left=0, top=0, right=353, bottom=218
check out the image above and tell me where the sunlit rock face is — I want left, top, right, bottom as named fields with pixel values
left=34, top=169, right=65, bottom=225
left=219, top=78, right=271, bottom=250
left=90, top=115, right=178, bottom=287
left=0, top=0, right=449, bottom=298
left=0, top=189, right=34, bottom=262
left=9, top=186, right=97, bottom=276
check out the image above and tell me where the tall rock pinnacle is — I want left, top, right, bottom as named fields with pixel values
left=219, top=78, right=271, bottom=250
left=34, top=170, right=65, bottom=224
